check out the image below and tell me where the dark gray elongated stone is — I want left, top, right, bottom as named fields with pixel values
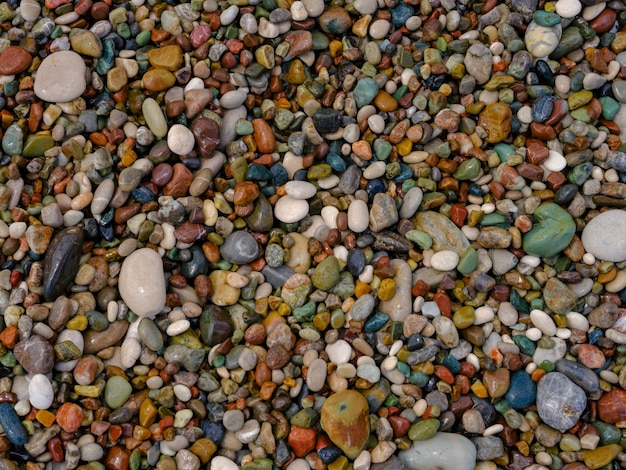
left=42, top=226, right=84, bottom=301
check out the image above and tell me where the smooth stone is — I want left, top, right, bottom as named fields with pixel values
left=536, top=372, right=587, bottom=432
left=142, top=98, right=168, bottom=139
left=555, top=359, right=599, bottom=393
left=321, top=390, right=370, bottom=459
left=34, top=51, right=87, bottom=102
left=0, top=402, right=28, bottom=445
left=464, top=43, right=493, bottom=85
left=523, top=203, right=576, bottom=257
left=220, top=231, right=259, bottom=265
left=399, top=432, right=476, bottom=470
left=311, top=256, right=340, bottom=291
left=378, top=260, right=412, bottom=322
left=28, top=374, right=54, bottom=409
left=413, top=211, right=470, bottom=255
left=167, top=124, right=195, bottom=155
left=505, top=371, right=536, bottom=409
left=274, top=196, right=309, bottom=223
left=543, top=278, right=577, bottom=314
left=104, top=376, right=133, bottom=409
left=598, top=388, right=626, bottom=424
left=348, top=199, right=370, bottom=233
left=118, top=248, right=166, bottom=318
left=0, top=46, right=32, bottom=75
left=43, top=227, right=84, bottom=301
left=353, top=78, right=379, bottom=108
left=581, top=210, right=626, bottom=261
left=369, top=193, right=398, bottom=232
left=13, top=335, right=55, bottom=374
left=524, top=21, right=562, bottom=57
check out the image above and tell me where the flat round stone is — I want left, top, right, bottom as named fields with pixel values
left=34, top=51, right=87, bottom=103
left=581, top=210, right=626, bottom=261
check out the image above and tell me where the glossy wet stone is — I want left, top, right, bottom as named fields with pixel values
left=42, top=227, right=84, bottom=301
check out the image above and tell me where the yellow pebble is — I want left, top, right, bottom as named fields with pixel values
left=277, top=303, right=291, bottom=317
left=66, top=314, right=88, bottom=331
left=439, top=84, right=452, bottom=96
left=544, top=2, right=556, bottom=11
left=354, top=280, right=371, bottom=297
left=471, top=380, right=489, bottom=398
left=283, top=377, right=297, bottom=387
left=413, top=361, right=434, bottom=375
left=328, top=456, right=349, bottom=470
left=377, top=278, right=396, bottom=301
left=584, top=444, right=621, bottom=470
left=396, top=138, right=413, bottom=156
left=329, top=40, right=343, bottom=58
left=36, top=410, right=56, bottom=427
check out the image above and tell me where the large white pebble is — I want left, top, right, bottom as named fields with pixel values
left=210, top=456, right=239, bottom=470
left=581, top=210, right=626, bottom=262
left=119, top=248, right=166, bottom=317
left=348, top=199, right=369, bottom=233
left=274, top=196, right=309, bottom=223
left=555, top=0, right=581, bottom=17
left=325, top=339, right=352, bottom=364
left=167, top=124, right=195, bottom=155
left=29, top=374, right=54, bottom=410
left=543, top=150, right=567, bottom=172
left=285, top=181, right=317, bottom=199
left=530, top=309, right=557, bottom=336
left=430, top=250, right=459, bottom=271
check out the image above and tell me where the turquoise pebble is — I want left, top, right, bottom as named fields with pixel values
left=533, top=10, right=561, bottom=26
left=354, top=78, right=379, bottom=108
left=364, top=312, right=390, bottom=332
left=599, top=96, right=620, bottom=120
left=505, top=371, right=537, bottom=409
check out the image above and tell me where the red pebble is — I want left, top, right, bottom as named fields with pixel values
left=288, top=427, right=316, bottom=457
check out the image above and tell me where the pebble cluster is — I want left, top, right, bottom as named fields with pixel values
left=1, top=0, right=626, bottom=469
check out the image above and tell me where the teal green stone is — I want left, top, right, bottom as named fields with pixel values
left=593, top=421, right=622, bottom=445
left=96, top=39, right=115, bottom=75
left=405, top=230, right=433, bottom=249
left=457, top=246, right=478, bottom=276
left=494, top=143, right=516, bottom=162
left=216, top=260, right=232, bottom=270
left=354, top=78, right=379, bottom=108
left=85, top=310, right=109, bottom=332
left=393, top=85, right=409, bottom=101
left=2, top=124, right=23, bottom=155
left=129, top=450, right=141, bottom=470
left=453, top=158, right=481, bottom=180
left=23, top=134, right=54, bottom=157
left=397, top=361, right=410, bottom=376
left=530, top=298, right=544, bottom=310
left=292, top=302, right=316, bottom=322
left=311, top=31, right=330, bottom=50
left=136, top=30, right=151, bottom=47
left=570, top=107, right=593, bottom=123
left=213, top=354, right=225, bottom=367
left=330, top=271, right=355, bottom=299
left=399, top=50, right=414, bottom=68
left=599, top=96, right=620, bottom=120
left=225, top=24, right=238, bottom=39
left=533, top=10, right=561, bottom=26
left=494, top=399, right=512, bottom=414
left=568, top=162, right=593, bottom=186
left=3, top=81, right=18, bottom=97
left=522, top=203, right=576, bottom=258
left=117, top=23, right=131, bottom=39
left=364, top=312, right=389, bottom=332
left=104, top=376, right=133, bottom=409
left=538, top=360, right=555, bottom=372
left=235, top=119, right=254, bottom=135
left=480, top=213, right=507, bottom=226
left=0, top=352, right=15, bottom=368
left=374, top=139, right=392, bottom=160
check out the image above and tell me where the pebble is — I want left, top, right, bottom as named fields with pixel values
left=581, top=210, right=626, bottom=261
left=34, top=51, right=87, bottom=102
left=118, top=248, right=166, bottom=317
left=399, top=432, right=477, bottom=470
left=536, top=372, right=587, bottom=432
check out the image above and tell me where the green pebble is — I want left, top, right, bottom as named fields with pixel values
left=405, top=230, right=433, bottom=249
left=135, top=30, right=151, bottom=47
left=453, top=158, right=481, bottom=180
left=599, top=96, right=620, bottom=120
left=522, top=203, right=576, bottom=258
left=533, top=10, right=561, bottom=26
left=104, top=376, right=133, bottom=409
left=408, top=419, right=440, bottom=441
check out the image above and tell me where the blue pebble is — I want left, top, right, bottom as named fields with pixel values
left=391, top=1, right=415, bottom=26
left=347, top=249, right=365, bottom=276
left=0, top=402, right=27, bottom=445
left=532, top=95, right=555, bottom=123
left=246, top=163, right=272, bottom=181
left=441, top=355, right=461, bottom=374
left=326, top=152, right=346, bottom=172
left=393, top=163, right=413, bottom=183
left=270, top=164, right=289, bottom=186
left=588, top=328, right=603, bottom=345
left=505, top=371, right=537, bottom=409
left=365, top=179, right=386, bottom=200
left=201, top=420, right=225, bottom=444
left=364, top=312, right=389, bottom=332
left=131, top=185, right=156, bottom=204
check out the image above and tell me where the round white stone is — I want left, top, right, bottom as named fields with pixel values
left=285, top=181, right=317, bottom=199
left=80, top=443, right=104, bottom=462
left=306, top=358, right=327, bottom=392
left=555, top=0, right=581, bottom=18
left=34, top=51, right=87, bottom=103
left=543, top=150, right=567, bottom=172
left=581, top=210, right=626, bottom=262
left=325, top=339, right=351, bottom=364
left=524, top=22, right=562, bottom=58
left=369, top=20, right=391, bottom=40
left=29, top=374, right=54, bottom=410
left=20, top=0, right=41, bottom=21
left=119, top=248, right=167, bottom=317
left=274, top=195, right=309, bottom=223
left=430, top=250, right=459, bottom=271
left=368, top=114, right=385, bottom=133
left=348, top=199, right=369, bottom=233
left=354, top=0, right=378, bottom=14
left=363, top=161, right=386, bottom=179
left=291, top=1, right=308, bottom=21
left=167, top=124, right=195, bottom=155
left=302, top=0, right=324, bottom=17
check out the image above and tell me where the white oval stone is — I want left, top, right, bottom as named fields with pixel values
left=34, top=51, right=87, bottom=103
left=119, top=248, right=166, bottom=317
left=29, top=374, right=54, bottom=410
left=354, top=0, right=378, bottom=15
left=555, top=0, right=581, bottom=18
left=210, top=456, right=239, bottom=470
left=325, top=339, right=351, bottom=364
left=581, top=210, right=626, bottom=262
left=363, top=161, right=386, bottom=179
left=291, top=1, right=308, bottom=21
left=348, top=199, right=369, bottom=233
left=399, top=432, right=477, bottom=470
left=306, top=358, right=327, bottom=392
left=167, top=124, right=195, bottom=155
left=220, top=90, right=248, bottom=109
left=274, top=196, right=309, bottom=223
left=369, top=20, right=391, bottom=40
left=530, top=309, right=557, bottom=336
left=142, top=98, right=168, bottom=139
left=285, top=181, right=317, bottom=199
left=543, top=150, right=567, bottom=172
left=430, top=250, right=459, bottom=271
left=524, top=22, right=562, bottom=58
